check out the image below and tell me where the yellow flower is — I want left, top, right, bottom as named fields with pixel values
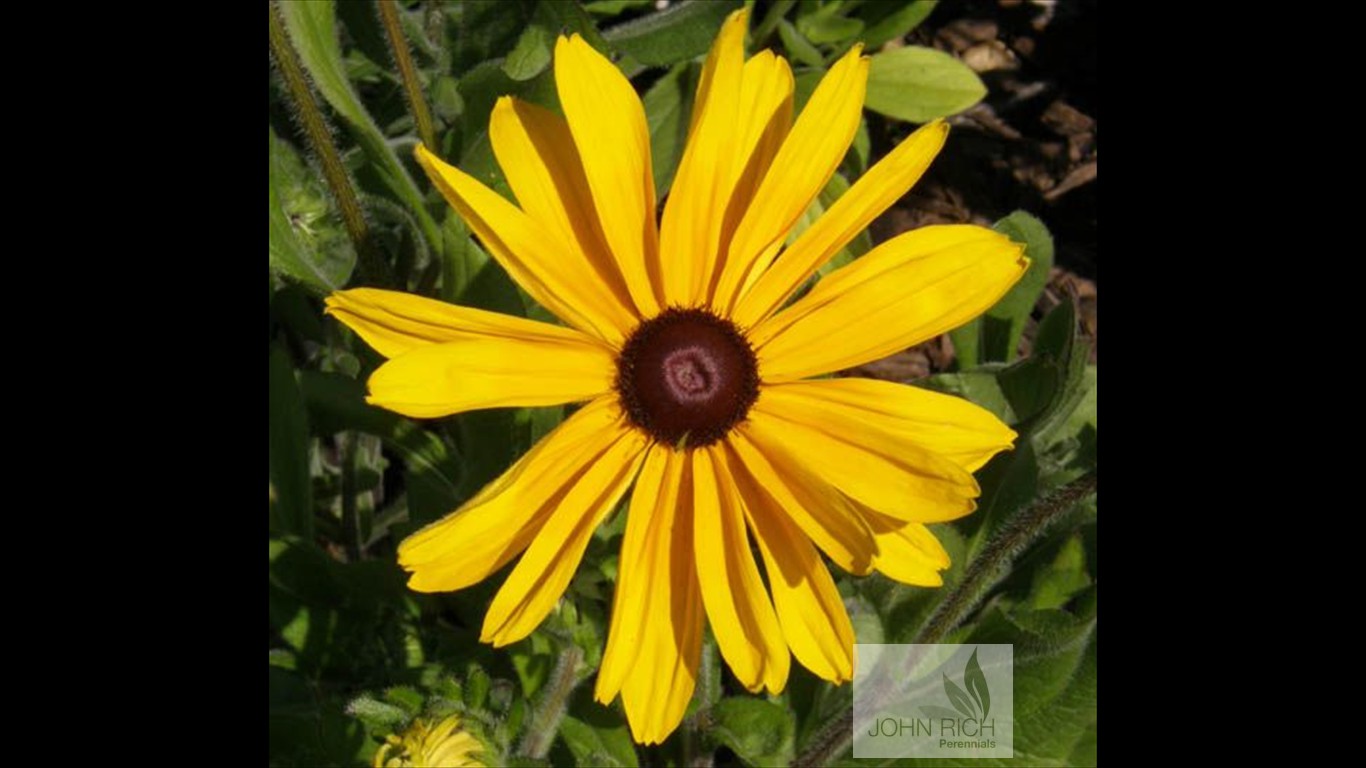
left=373, top=714, right=484, bottom=768
left=327, top=9, right=1027, bottom=745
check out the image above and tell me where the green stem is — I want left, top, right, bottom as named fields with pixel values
left=751, top=0, right=795, bottom=47
left=340, top=431, right=361, bottom=562
left=377, top=0, right=438, bottom=152
left=516, top=645, right=584, bottom=759
left=268, top=0, right=387, bottom=286
left=792, top=471, right=1098, bottom=767
left=681, top=640, right=718, bottom=767
left=916, top=471, right=1096, bottom=644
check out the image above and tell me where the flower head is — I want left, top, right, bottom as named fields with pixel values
left=372, top=714, right=484, bottom=768
left=327, top=9, right=1027, bottom=745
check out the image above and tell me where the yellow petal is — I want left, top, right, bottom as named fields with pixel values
left=757, top=378, right=1016, bottom=473
left=608, top=447, right=704, bottom=745
left=729, top=441, right=854, bottom=683
left=866, top=513, right=951, bottom=587
left=489, top=97, right=637, bottom=320
left=686, top=8, right=746, bottom=137
left=398, top=396, right=627, bottom=593
left=715, top=51, right=794, bottom=277
left=713, top=46, right=869, bottom=317
left=414, top=144, right=633, bottom=344
left=554, top=35, right=661, bottom=317
left=660, top=10, right=796, bottom=307
left=732, top=120, right=949, bottom=328
left=745, top=399, right=979, bottom=524
left=752, top=224, right=1029, bottom=381
left=364, top=334, right=615, bottom=419
left=324, top=287, right=608, bottom=360
left=726, top=429, right=876, bottom=575
left=481, top=422, right=649, bottom=646
left=596, top=445, right=675, bottom=701
left=693, top=447, right=789, bottom=694
left=657, top=9, right=744, bottom=306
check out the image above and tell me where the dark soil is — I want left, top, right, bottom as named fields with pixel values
left=861, top=0, right=1097, bottom=378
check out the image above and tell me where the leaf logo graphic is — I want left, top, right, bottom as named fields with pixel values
left=941, top=648, right=991, bottom=720
left=964, top=648, right=990, bottom=720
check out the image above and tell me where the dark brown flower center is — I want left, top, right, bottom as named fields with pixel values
left=616, top=308, right=759, bottom=448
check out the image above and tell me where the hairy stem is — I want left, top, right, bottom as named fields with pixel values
left=916, top=471, right=1096, bottom=644
left=516, top=645, right=584, bottom=759
left=792, top=471, right=1097, bottom=767
left=377, top=0, right=438, bottom=152
left=682, top=640, right=718, bottom=767
left=268, top=1, right=386, bottom=285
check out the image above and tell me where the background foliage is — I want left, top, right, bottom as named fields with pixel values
left=269, top=1, right=1097, bottom=765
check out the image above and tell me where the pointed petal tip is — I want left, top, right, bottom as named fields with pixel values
left=591, top=682, right=616, bottom=707
left=402, top=569, right=446, bottom=594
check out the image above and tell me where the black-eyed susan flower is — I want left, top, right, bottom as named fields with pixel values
left=326, top=9, right=1028, bottom=745
left=372, top=714, right=484, bottom=768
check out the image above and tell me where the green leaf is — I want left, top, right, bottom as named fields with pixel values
left=753, top=0, right=797, bottom=44
left=970, top=604, right=1095, bottom=714
left=383, top=686, right=425, bottom=716
left=1027, top=303, right=1090, bottom=445
left=987, top=212, right=1055, bottom=361
left=602, top=0, right=743, bottom=67
left=858, top=0, right=936, bottom=49
left=967, top=607, right=1096, bottom=764
left=849, top=117, right=870, bottom=174
left=845, top=607, right=1096, bottom=766
left=346, top=694, right=410, bottom=730
left=710, top=697, right=796, bottom=767
left=643, top=62, right=697, bottom=198
left=533, top=0, right=611, bottom=49
left=1029, top=534, right=1092, bottom=610
left=558, top=714, right=640, bottom=767
left=1069, top=721, right=1097, bottom=767
left=793, top=68, right=826, bottom=113
left=269, top=344, right=313, bottom=539
left=864, top=46, right=987, bottom=123
left=947, top=322, right=981, bottom=373
left=778, top=18, right=825, bottom=69
left=299, top=370, right=461, bottom=525
left=584, top=0, right=653, bottom=15
left=510, top=637, right=554, bottom=700
left=431, top=74, right=464, bottom=123
left=446, top=0, right=535, bottom=74
left=276, top=0, right=440, bottom=246
left=963, top=648, right=990, bottom=720
left=964, top=439, right=1039, bottom=558
left=503, top=24, right=553, bottom=81
left=795, top=2, right=864, bottom=45
left=269, top=129, right=355, bottom=294
left=465, top=665, right=491, bottom=710
left=1037, top=365, right=1096, bottom=480
left=439, top=209, right=474, bottom=302
left=455, top=60, right=559, bottom=199
left=992, top=301, right=1088, bottom=444
left=941, top=673, right=977, bottom=720
left=271, top=666, right=365, bottom=765
left=439, top=209, right=526, bottom=316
